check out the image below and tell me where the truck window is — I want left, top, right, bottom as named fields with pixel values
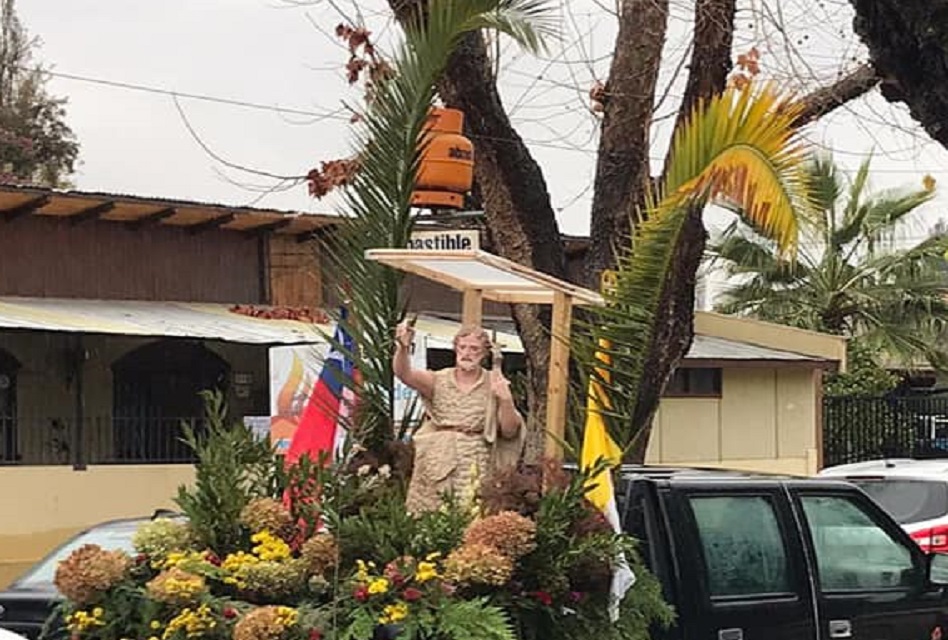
left=800, top=495, right=917, bottom=591
left=689, top=496, right=792, bottom=597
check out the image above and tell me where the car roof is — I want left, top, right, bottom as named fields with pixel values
left=617, top=464, right=802, bottom=482
left=819, top=458, right=948, bottom=480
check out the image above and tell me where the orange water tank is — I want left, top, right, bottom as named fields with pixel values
left=411, top=107, right=474, bottom=209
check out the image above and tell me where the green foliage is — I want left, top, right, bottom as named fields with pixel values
left=573, top=83, right=812, bottom=455
left=711, top=154, right=948, bottom=371
left=824, top=341, right=899, bottom=397
left=174, top=391, right=274, bottom=555
left=422, top=598, right=515, bottom=640
left=319, top=0, right=556, bottom=454
left=0, top=0, right=78, bottom=186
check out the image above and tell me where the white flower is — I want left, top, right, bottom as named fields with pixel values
left=357, top=464, right=371, bottom=477
left=377, top=464, right=391, bottom=479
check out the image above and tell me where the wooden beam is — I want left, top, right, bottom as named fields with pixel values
left=1, top=195, right=49, bottom=222
left=127, top=207, right=176, bottom=229
left=187, top=213, right=235, bottom=235
left=244, top=218, right=292, bottom=237
left=461, top=289, right=483, bottom=326
left=69, top=201, right=115, bottom=225
left=544, top=291, right=573, bottom=460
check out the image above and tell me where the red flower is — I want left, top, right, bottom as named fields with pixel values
left=134, top=553, right=149, bottom=565
left=354, top=586, right=369, bottom=602
left=402, top=587, right=423, bottom=602
left=223, top=608, right=238, bottom=620
left=309, top=630, right=323, bottom=640
left=530, top=590, right=553, bottom=606
left=204, top=552, right=221, bottom=567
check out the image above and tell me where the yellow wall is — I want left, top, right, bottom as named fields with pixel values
left=646, top=367, right=819, bottom=477
left=0, top=465, right=193, bottom=588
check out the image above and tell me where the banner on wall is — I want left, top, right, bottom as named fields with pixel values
left=269, top=343, right=326, bottom=454
left=268, top=335, right=427, bottom=452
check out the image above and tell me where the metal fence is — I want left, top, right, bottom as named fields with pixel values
left=0, top=414, right=207, bottom=466
left=823, top=395, right=948, bottom=467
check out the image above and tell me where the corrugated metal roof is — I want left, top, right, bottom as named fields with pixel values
left=0, top=296, right=833, bottom=361
left=686, top=335, right=827, bottom=361
left=0, top=297, right=327, bottom=345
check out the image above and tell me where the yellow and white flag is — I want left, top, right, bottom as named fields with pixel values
left=581, top=338, right=635, bottom=620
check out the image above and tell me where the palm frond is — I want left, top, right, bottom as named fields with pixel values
left=710, top=152, right=948, bottom=372
left=319, top=0, right=556, bottom=450
left=576, top=82, right=813, bottom=452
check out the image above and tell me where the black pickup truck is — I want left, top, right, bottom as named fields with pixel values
left=619, top=466, right=948, bottom=640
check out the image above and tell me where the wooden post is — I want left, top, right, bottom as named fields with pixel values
left=544, top=291, right=573, bottom=460
left=461, top=289, right=483, bottom=326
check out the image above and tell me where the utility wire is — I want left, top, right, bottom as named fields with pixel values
left=41, top=68, right=349, bottom=120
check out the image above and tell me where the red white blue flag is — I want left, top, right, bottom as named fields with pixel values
left=285, top=312, right=356, bottom=466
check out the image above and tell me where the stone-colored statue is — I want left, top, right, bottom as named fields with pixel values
left=393, top=320, right=525, bottom=514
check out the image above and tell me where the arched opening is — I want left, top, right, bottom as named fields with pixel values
left=0, top=348, right=19, bottom=462
left=112, top=340, right=230, bottom=461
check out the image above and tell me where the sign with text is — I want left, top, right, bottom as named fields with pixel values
left=407, top=229, right=480, bottom=251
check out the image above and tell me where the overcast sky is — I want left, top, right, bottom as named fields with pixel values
left=18, top=0, right=948, bottom=241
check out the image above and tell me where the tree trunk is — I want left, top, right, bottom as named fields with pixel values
left=583, top=0, right=670, bottom=288
left=628, top=0, right=736, bottom=462
left=848, top=0, right=948, bottom=147
left=437, top=32, right=568, bottom=460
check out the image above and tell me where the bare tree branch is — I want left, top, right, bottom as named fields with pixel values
left=794, top=62, right=880, bottom=127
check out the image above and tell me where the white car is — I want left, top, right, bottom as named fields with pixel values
left=819, top=458, right=948, bottom=552
left=0, top=628, right=29, bottom=640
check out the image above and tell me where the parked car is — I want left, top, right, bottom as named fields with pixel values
left=618, top=465, right=948, bottom=640
left=819, top=458, right=948, bottom=553
left=0, top=628, right=28, bottom=640
left=0, top=512, right=178, bottom=640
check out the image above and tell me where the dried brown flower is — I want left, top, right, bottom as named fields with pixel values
left=464, top=511, right=537, bottom=560
left=299, top=533, right=338, bottom=577
left=233, top=605, right=298, bottom=640
left=443, top=543, right=513, bottom=587
left=240, top=497, right=293, bottom=539
left=54, top=544, right=130, bottom=605
left=478, top=459, right=569, bottom=516
left=146, top=566, right=207, bottom=605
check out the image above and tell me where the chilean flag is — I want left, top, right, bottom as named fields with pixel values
left=285, top=313, right=356, bottom=466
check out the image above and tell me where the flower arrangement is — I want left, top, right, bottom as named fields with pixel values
left=47, top=415, right=671, bottom=640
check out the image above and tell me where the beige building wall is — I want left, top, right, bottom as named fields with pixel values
left=0, top=464, right=194, bottom=588
left=646, top=367, right=821, bottom=477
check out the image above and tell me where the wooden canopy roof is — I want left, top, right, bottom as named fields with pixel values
left=0, top=184, right=338, bottom=239
left=365, top=249, right=604, bottom=306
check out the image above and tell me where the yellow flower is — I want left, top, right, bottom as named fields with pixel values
left=251, top=530, right=291, bottom=562
left=150, top=620, right=162, bottom=630
left=379, top=603, right=409, bottom=625
left=275, top=606, right=298, bottom=628
left=149, top=636, right=160, bottom=640
left=356, top=559, right=370, bottom=583
left=92, top=607, right=104, bottom=618
left=65, top=609, right=106, bottom=633
left=415, top=561, right=438, bottom=583
left=162, top=603, right=214, bottom=640
left=367, top=577, right=390, bottom=595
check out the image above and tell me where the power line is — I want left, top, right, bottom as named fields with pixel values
left=41, top=68, right=349, bottom=120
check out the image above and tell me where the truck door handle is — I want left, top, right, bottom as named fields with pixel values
left=829, top=620, right=852, bottom=639
left=718, top=628, right=743, bottom=640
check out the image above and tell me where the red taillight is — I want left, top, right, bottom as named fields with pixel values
left=911, top=525, right=948, bottom=553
